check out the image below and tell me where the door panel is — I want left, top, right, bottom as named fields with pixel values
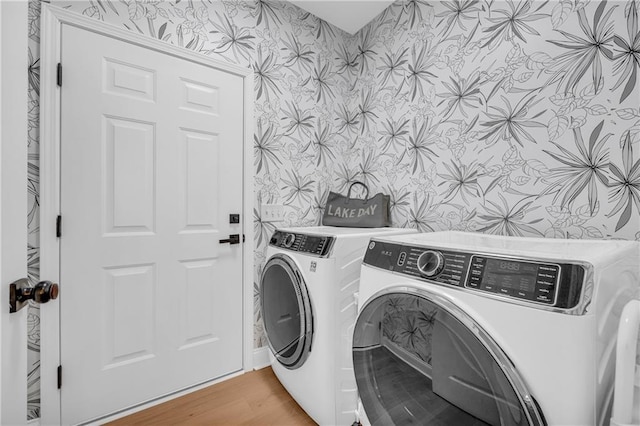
left=104, top=117, right=156, bottom=234
left=104, top=58, right=156, bottom=101
left=60, top=24, right=244, bottom=424
left=103, top=264, right=156, bottom=368
left=180, top=130, right=218, bottom=230
left=179, top=259, right=219, bottom=349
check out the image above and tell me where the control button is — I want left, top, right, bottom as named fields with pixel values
left=467, top=278, right=480, bottom=288
left=283, top=233, right=296, bottom=248
left=536, top=282, right=555, bottom=297
left=397, top=252, right=407, bottom=267
left=417, top=250, right=445, bottom=277
left=536, top=294, right=553, bottom=303
left=539, top=265, right=557, bottom=272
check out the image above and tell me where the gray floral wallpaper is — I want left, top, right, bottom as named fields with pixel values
left=25, top=0, right=640, bottom=420
left=27, top=0, right=42, bottom=419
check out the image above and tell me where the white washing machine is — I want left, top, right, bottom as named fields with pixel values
left=351, top=231, right=640, bottom=426
left=260, top=226, right=416, bottom=426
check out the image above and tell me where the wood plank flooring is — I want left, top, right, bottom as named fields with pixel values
left=105, top=367, right=317, bottom=425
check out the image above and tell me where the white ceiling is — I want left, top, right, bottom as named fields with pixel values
left=289, top=1, right=395, bottom=34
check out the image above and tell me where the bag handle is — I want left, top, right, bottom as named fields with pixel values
left=346, top=181, right=369, bottom=203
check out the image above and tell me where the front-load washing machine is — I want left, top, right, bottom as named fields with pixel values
left=351, top=231, right=640, bottom=426
left=260, top=226, right=416, bottom=426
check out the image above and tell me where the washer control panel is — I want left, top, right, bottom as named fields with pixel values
left=466, top=256, right=559, bottom=305
left=269, top=230, right=334, bottom=257
left=363, top=239, right=585, bottom=309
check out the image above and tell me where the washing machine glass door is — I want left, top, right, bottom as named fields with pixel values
left=260, top=253, right=313, bottom=369
left=352, top=290, right=545, bottom=426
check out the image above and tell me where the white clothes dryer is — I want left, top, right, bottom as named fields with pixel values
left=260, top=226, right=416, bottom=426
left=352, top=231, right=640, bottom=426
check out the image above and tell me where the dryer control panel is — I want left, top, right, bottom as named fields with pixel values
left=270, top=230, right=335, bottom=257
left=363, top=239, right=586, bottom=309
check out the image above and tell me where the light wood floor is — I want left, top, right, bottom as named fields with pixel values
left=105, top=368, right=317, bottom=425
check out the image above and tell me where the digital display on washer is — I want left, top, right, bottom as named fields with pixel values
left=467, top=255, right=560, bottom=305
left=484, top=258, right=537, bottom=292
left=301, top=236, right=324, bottom=252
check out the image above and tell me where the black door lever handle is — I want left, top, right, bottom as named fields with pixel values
left=219, top=234, right=241, bottom=245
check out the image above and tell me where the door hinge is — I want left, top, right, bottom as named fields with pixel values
left=57, top=365, right=62, bottom=389
left=56, top=215, right=62, bottom=238
left=57, top=63, right=62, bottom=87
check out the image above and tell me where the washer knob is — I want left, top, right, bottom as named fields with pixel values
left=417, top=250, right=445, bottom=277
left=283, top=233, right=296, bottom=248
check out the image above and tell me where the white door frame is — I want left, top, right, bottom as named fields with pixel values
left=0, top=1, right=28, bottom=424
left=40, top=5, right=254, bottom=423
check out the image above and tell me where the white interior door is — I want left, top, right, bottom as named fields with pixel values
left=58, top=24, right=244, bottom=424
left=0, top=1, right=28, bottom=424
left=0, top=1, right=28, bottom=425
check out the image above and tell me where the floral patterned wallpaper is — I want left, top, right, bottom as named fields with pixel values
left=25, top=0, right=640, bottom=419
left=345, top=0, right=640, bottom=240
left=27, top=1, right=42, bottom=419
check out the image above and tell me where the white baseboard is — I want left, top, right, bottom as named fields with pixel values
left=253, top=346, right=271, bottom=370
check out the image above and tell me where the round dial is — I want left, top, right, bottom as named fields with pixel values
left=417, top=250, right=445, bottom=277
left=283, top=233, right=296, bottom=248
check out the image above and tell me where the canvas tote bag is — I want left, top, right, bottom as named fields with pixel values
left=322, top=181, right=391, bottom=227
